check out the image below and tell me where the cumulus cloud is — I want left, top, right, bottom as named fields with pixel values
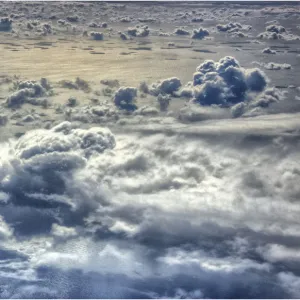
left=266, top=24, right=286, bottom=34
left=231, top=87, right=285, bottom=117
left=114, top=87, right=137, bottom=111
left=190, top=56, right=270, bottom=109
left=127, top=25, right=149, bottom=37
left=90, top=31, right=104, bottom=40
left=5, top=79, right=52, bottom=108
left=172, top=56, right=288, bottom=118
left=191, top=27, right=209, bottom=40
left=149, top=77, right=181, bottom=96
left=119, top=32, right=129, bottom=40
left=258, top=24, right=300, bottom=41
left=0, top=121, right=115, bottom=238
left=174, top=27, right=190, bottom=35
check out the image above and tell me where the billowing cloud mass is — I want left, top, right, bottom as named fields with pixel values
left=191, top=56, right=268, bottom=104
left=1, top=116, right=300, bottom=298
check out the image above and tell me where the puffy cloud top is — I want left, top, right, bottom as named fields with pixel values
left=193, top=56, right=267, bottom=105
left=191, top=56, right=269, bottom=107
left=0, top=122, right=115, bottom=210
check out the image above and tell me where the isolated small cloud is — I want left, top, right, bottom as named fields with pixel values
left=127, top=25, right=149, bottom=37
left=174, top=27, right=190, bottom=35
left=114, top=87, right=137, bottom=111
left=149, top=77, right=182, bottom=96
left=191, top=27, right=209, bottom=40
left=266, top=24, right=286, bottom=34
left=262, top=47, right=276, bottom=54
left=90, top=31, right=104, bottom=40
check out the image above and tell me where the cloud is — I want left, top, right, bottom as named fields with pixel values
left=174, top=27, right=190, bottom=35
left=157, top=94, right=171, bottom=111
left=114, top=87, right=138, bottom=111
left=191, top=27, right=209, bottom=40
left=66, top=15, right=79, bottom=23
left=0, top=17, right=12, bottom=31
left=134, top=105, right=159, bottom=116
left=6, top=88, right=36, bottom=108
left=257, top=24, right=300, bottom=41
left=90, top=31, right=104, bottom=40
left=1, top=114, right=300, bottom=297
left=253, top=61, right=292, bottom=70
left=216, top=22, right=251, bottom=33
left=5, top=79, right=52, bottom=108
left=266, top=24, right=286, bottom=34
left=0, top=121, right=115, bottom=236
left=262, top=47, right=277, bottom=54
left=0, top=114, right=8, bottom=126
left=189, top=56, right=270, bottom=110
left=119, top=32, right=129, bottom=40
left=127, top=25, right=149, bottom=37
left=149, top=77, right=182, bottom=96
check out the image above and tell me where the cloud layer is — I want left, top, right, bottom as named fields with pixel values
left=1, top=116, right=300, bottom=298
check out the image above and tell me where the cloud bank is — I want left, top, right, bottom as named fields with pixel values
left=1, top=117, right=300, bottom=298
